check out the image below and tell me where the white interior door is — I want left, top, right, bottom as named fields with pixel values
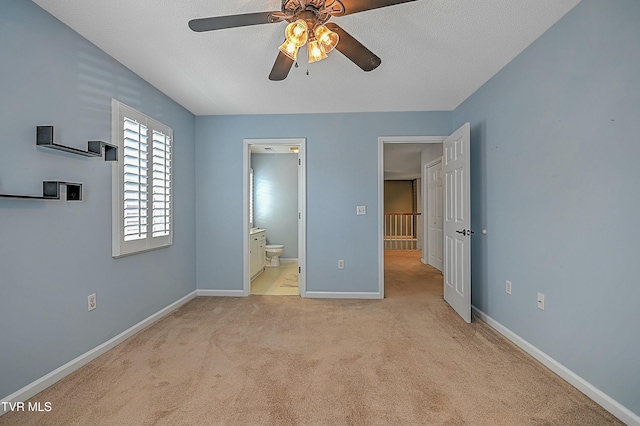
left=427, top=161, right=443, bottom=271
left=443, top=123, right=471, bottom=323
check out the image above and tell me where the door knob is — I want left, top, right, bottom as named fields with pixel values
left=456, top=229, right=467, bottom=236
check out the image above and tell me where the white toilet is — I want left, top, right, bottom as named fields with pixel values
left=265, top=244, right=284, bottom=267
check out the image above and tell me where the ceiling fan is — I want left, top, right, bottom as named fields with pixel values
left=189, top=0, right=417, bottom=81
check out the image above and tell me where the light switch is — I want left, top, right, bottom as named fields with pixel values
left=356, top=205, right=366, bottom=215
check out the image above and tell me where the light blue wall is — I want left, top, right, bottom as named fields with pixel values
left=195, top=112, right=451, bottom=291
left=4, top=0, right=635, bottom=419
left=0, top=0, right=196, bottom=400
left=252, top=154, right=298, bottom=258
left=453, top=0, right=640, bottom=417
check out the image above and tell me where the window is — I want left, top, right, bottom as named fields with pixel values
left=112, top=100, right=172, bottom=257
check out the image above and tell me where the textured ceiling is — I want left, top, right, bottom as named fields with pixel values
left=384, top=143, right=434, bottom=180
left=32, top=0, right=581, bottom=116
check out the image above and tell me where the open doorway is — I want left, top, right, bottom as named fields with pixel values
left=243, top=138, right=306, bottom=297
left=378, top=136, right=444, bottom=299
left=379, top=124, right=472, bottom=323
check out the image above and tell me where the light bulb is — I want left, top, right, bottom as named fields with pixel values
left=293, top=23, right=305, bottom=37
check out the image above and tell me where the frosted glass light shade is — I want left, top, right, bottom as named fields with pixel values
left=315, top=25, right=339, bottom=53
left=307, top=39, right=327, bottom=63
left=279, top=39, right=300, bottom=60
left=285, top=19, right=308, bottom=47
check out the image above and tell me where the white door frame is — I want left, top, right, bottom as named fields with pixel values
left=243, top=138, right=307, bottom=297
left=378, top=136, right=445, bottom=298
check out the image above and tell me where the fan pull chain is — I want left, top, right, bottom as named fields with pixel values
left=293, top=61, right=310, bottom=76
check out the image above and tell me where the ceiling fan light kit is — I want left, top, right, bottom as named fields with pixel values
left=188, top=0, right=417, bottom=80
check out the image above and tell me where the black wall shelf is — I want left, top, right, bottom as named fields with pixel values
left=0, top=181, right=82, bottom=201
left=37, top=126, right=117, bottom=161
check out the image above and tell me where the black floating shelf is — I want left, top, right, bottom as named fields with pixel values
left=37, top=126, right=117, bottom=161
left=0, top=181, right=82, bottom=201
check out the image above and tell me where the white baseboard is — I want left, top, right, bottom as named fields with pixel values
left=279, top=257, right=298, bottom=263
left=305, top=291, right=383, bottom=300
left=472, top=306, right=640, bottom=426
left=196, top=289, right=245, bottom=297
left=1, top=291, right=198, bottom=416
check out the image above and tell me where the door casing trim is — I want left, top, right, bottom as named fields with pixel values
left=243, top=138, right=306, bottom=297
left=378, top=136, right=445, bottom=298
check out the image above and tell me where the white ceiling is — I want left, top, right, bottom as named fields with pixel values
left=384, top=143, right=434, bottom=180
left=32, top=0, right=580, bottom=116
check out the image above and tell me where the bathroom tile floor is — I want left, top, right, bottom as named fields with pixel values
left=250, top=260, right=299, bottom=296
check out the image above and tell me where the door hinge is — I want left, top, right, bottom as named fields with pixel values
left=298, top=159, right=301, bottom=165
left=298, top=267, right=301, bottom=273
left=299, top=212, right=301, bottom=219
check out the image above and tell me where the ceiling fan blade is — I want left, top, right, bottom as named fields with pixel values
left=269, top=51, right=295, bottom=81
left=325, top=23, right=381, bottom=72
left=339, top=0, right=417, bottom=15
left=189, top=11, right=279, bottom=32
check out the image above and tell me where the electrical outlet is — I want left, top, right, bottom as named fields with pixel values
left=506, top=280, right=512, bottom=295
left=88, top=293, right=96, bottom=311
left=537, top=293, right=545, bottom=310
left=338, top=259, right=345, bottom=269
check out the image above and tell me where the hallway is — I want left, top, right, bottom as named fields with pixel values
left=384, top=249, right=444, bottom=300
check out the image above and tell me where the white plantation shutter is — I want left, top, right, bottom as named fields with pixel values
left=151, top=130, right=171, bottom=237
left=112, top=100, right=173, bottom=257
left=123, top=118, right=148, bottom=241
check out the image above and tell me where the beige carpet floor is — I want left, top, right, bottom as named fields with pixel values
left=0, top=251, right=621, bottom=425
